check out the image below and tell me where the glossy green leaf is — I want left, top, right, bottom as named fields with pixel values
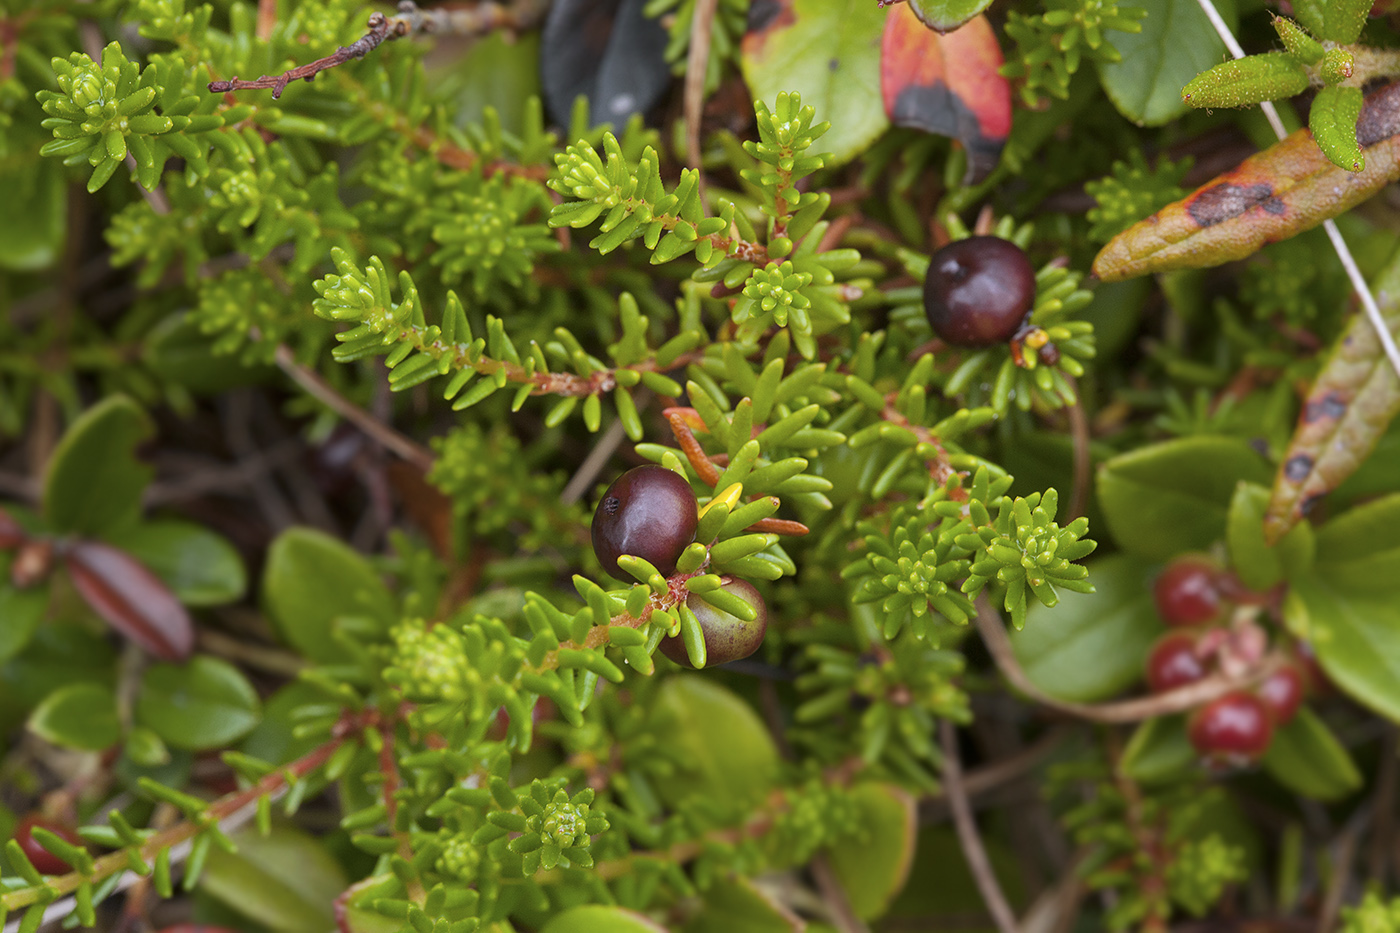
left=200, top=825, right=348, bottom=932
left=907, top=0, right=996, bottom=33
left=1266, top=252, right=1400, bottom=543
left=263, top=527, right=396, bottom=663
left=1119, top=714, right=1196, bottom=783
left=650, top=676, right=780, bottom=817
left=1097, top=436, right=1272, bottom=559
left=740, top=0, right=888, bottom=165
left=1286, top=576, right=1400, bottom=722
left=1097, top=0, right=1235, bottom=126
left=0, top=565, right=49, bottom=663
left=684, top=875, right=803, bottom=933
left=825, top=782, right=918, bottom=921
left=542, top=906, right=669, bottom=933
left=0, top=159, right=66, bottom=271
left=136, top=656, right=262, bottom=750
left=107, top=520, right=246, bottom=606
left=1312, top=492, right=1400, bottom=594
left=0, top=622, right=116, bottom=734
left=28, top=683, right=120, bottom=751
left=1262, top=707, right=1362, bottom=800
left=43, top=395, right=154, bottom=537
left=1226, top=482, right=1315, bottom=591
left=1011, top=555, right=1159, bottom=702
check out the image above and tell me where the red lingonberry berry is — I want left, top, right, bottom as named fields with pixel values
left=1153, top=555, right=1226, bottom=627
left=1188, top=692, right=1273, bottom=765
left=591, top=465, right=698, bottom=582
left=1145, top=631, right=1208, bottom=693
left=13, top=815, right=81, bottom=875
left=1256, top=665, right=1305, bottom=725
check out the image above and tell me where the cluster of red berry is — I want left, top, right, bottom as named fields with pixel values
left=1144, top=556, right=1319, bottom=767
left=591, top=465, right=767, bottom=667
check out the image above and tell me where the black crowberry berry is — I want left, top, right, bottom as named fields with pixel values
left=591, top=465, right=698, bottom=582
left=922, top=236, right=1037, bottom=347
left=660, top=579, right=768, bottom=668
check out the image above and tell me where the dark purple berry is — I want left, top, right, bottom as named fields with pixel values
left=591, top=465, right=698, bottom=582
left=922, top=236, right=1037, bottom=347
left=660, top=579, right=768, bottom=668
left=1188, top=692, right=1273, bottom=765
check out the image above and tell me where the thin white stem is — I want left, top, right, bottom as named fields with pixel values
left=1192, top=0, right=1400, bottom=380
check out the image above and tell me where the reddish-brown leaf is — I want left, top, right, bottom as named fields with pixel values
left=880, top=6, right=1010, bottom=184
left=64, top=540, right=193, bottom=661
left=1264, top=257, right=1400, bottom=543
left=1094, top=81, right=1400, bottom=281
left=0, top=506, right=26, bottom=549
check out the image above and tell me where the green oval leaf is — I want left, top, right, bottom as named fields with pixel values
left=200, top=825, right=348, bottom=933
left=907, top=0, right=995, bottom=33
left=650, top=676, right=780, bottom=817
left=1226, top=482, right=1315, bottom=591
left=1286, top=576, right=1400, bottom=722
left=29, top=682, right=120, bottom=751
left=136, top=656, right=261, bottom=750
left=1262, top=707, right=1362, bottom=800
left=1313, top=492, right=1400, bottom=594
left=741, top=0, right=888, bottom=165
left=263, top=527, right=396, bottom=663
left=0, top=159, right=66, bottom=272
left=43, top=395, right=154, bottom=537
left=1310, top=85, right=1365, bottom=172
left=0, top=565, right=49, bottom=663
left=107, top=520, right=246, bottom=606
left=542, top=906, right=669, bottom=933
left=1120, top=714, right=1196, bottom=783
left=1097, top=436, right=1272, bottom=559
left=684, top=875, right=803, bottom=933
left=1097, top=0, right=1236, bottom=126
left=826, top=782, right=918, bottom=921
left=1011, top=554, right=1160, bottom=702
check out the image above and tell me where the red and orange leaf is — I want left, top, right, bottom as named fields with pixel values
left=1264, top=257, right=1400, bottom=543
left=1094, top=81, right=1400, bottom=281
left=880, top=7, right=1010, bottom=184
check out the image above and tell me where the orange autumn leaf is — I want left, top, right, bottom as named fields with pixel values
left=1094, top=81, right=1400, bottom=281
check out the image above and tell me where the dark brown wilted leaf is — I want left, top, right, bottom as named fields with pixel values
left=1264, top=254, right=1400, bottom=543
left=1094, top=81, right=1400, bottom=280
left=64, top=540, right=194, bottom=661
left=540, top=0, right=672, bottom=128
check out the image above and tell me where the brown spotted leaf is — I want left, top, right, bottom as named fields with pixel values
left=64, top=540, right=194, bottom=661
left=1093, top=81, right=1400, bottom=281
left=1264, top=253, right=1400, bottom=544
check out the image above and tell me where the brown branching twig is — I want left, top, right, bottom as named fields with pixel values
left=209, top=9, right=403, bottom=98
left=975, top=598, right=1283, bottom=724
left=208, top=1, right=545, bottom=99
left=273, top=343, right=434, bottom=472
left=941, top=718, right=1022, bottom=933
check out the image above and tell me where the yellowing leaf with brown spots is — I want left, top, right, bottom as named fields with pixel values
left=1264, top=251, right=1400, bottom=544
left=1094, top=81, right=1400, bottom=281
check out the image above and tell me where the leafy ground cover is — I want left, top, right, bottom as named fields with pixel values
left=3, top=0, right=1400, bottom=930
